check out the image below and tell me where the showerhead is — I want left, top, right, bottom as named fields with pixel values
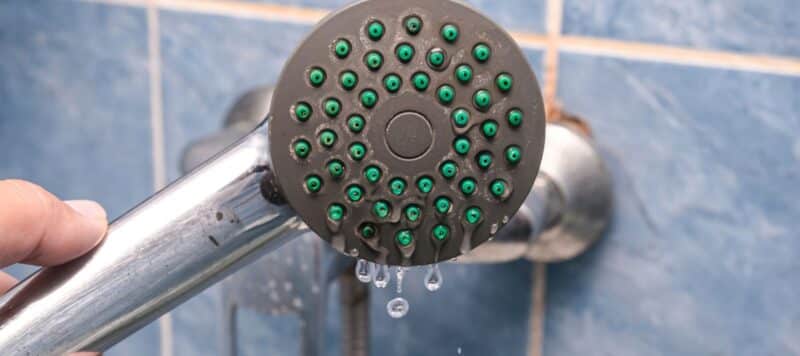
left=269, top=0, right=546, bottom=266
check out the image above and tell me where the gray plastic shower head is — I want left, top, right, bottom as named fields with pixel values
left=269, top=0, right=546, bottom=266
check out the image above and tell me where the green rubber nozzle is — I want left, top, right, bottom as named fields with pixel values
left=373, top=200, right=391, bottom=219
left=451, top=108, right=470, bottom=127
left=455, top=64, right=472, bottom=83
left=396, top=43, right=415, bottom=63
left=294, top=102, right=311, bottom=121
left=319, top=129, right=337, bottom=148
left=309, top=67, right=326, bottom=87
left=405, top=205, right=421, bottom=222
left=412, top=72, right=430, bottom=91
left=507, top=109, right=523, bottom=127
left=505, top=145, right=521, bottom=165
left=441, top=24, right=459, bottom=42
left=364, top=165, right=382, bottom=183
left=440, top=161, right=458, bottom=179
left=460, top=177, right=476, bottom=196
left=305, top=175, right=322, bottom=193
left=293, top=139, right=311, bottom=158
left=328, top=203, right=345, bottom=221
left=367, top=20, right=384, bottom=41
left=327, top=160, right=344, bottom=178
left=340, top=71, right=358, bottom=90
left=453, top=137, right=471, bottom=155
left=472, top=43, right=491, bottom=62
left=404, top=15, right=422, bottom=35
left=389, top=178, right=406, bottom=196
left=349, top=142, right=366, bottom=161
left=476, top=151, right=493, bottom=169
left=324, top=98, right=341, bottom=117
left=417, top=176, right=434, bottom=193
left=347, top=184, right=364, bottom=202
left=334, top=38, right=351, bottom=58
left=465, top=206, right=482, bottom=224
left=432, top=225, right=450, bottom=241
left=347, top=115, right=365, bottom=133
left=435, top=196, right=452, bottom=214
left=395, top=230, right=413, bottom=246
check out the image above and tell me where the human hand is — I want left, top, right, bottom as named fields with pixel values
left=0, top=179, right=108, bottom=356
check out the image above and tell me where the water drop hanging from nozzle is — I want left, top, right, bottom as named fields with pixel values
left=424, top=264, right=443, bottom=292
left=355, top=259, right=372, bottom=283
left=373, top=264, right=391, bottom=288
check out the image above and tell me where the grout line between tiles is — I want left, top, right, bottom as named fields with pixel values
left=527, top=262, right=548, bottom=356
left=559, top=35, right=800, bottom=76
left=85, top=0, right=800, bottom=76
left=543, top=0, right=563, bottom=111
left=147, top=3, right=167, bottom=192
left=147, top=3, right=174, bottom=356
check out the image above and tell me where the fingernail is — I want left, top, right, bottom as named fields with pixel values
left=65, top=200, right=108, bottom=221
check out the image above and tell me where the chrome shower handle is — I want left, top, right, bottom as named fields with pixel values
left=0, top=119, right=306, bottom=354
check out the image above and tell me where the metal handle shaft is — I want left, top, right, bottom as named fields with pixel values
left=0, top=119, right=305, bottom=355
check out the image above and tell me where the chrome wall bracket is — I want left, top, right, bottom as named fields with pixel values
left=451, top=123, right=612, bottom=264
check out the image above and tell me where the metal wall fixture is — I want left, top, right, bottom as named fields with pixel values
left=184, top=87, right=612, bottom=356
left=0, top=0, right=611, bottom=353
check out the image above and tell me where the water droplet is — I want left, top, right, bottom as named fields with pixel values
left=355, top=259, right=372, bottom=283
left=373, top=264, right=391, bottom=288
left=292, top=297, right=303, bottom=309
left=457, top=347, right=462, bottom=355
left=425, top=264, right=443, bottom=292
left=387, top=297, right=409, bottom=318
left=396, top=267, right=406, bottom=294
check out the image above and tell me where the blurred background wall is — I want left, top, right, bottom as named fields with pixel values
left=0, top=1, right=798, bottom=355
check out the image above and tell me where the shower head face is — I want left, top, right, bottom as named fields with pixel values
left=269, top=0, right=546, bottom=266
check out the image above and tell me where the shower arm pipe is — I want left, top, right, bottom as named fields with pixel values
left=0, top=118, right=307, bottom=355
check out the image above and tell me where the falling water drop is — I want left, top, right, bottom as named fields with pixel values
left=424, top=264, right=443, bottom=292
left=355, top=259, right=372, bottom=283
left=373, top=264, right=391, bottom=288
left=387, top=297, right=409, bottom=318
left=396, top=267, right=406, bottom=294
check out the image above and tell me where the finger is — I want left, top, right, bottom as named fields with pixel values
left=0, top=271, right=17, bottom=295
left=0, top=180, right=108, bottom=267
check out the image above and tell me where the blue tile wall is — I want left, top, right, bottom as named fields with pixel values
left=369, top=261, right=535, bottom=356
left=160, top=11, right=312, bottom=181
left=239, top=0, right=547, bottom=33
left=237, top=312, right=302, bottom=356
left=0, top=1, right=159, bottom=354
left=545, top=53, right=800, bottom=355
left=563, top=0, right=800, bottom=57
left=525, top=49, right=545, bottom=86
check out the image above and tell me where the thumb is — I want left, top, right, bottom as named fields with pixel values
left=0, top=180, right=108, bottom=267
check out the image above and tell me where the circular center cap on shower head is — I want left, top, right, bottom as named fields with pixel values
left=385, top=111, right=433, bottom=159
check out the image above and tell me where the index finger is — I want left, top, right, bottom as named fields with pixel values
left=0, top=180, right=108, bottom=267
